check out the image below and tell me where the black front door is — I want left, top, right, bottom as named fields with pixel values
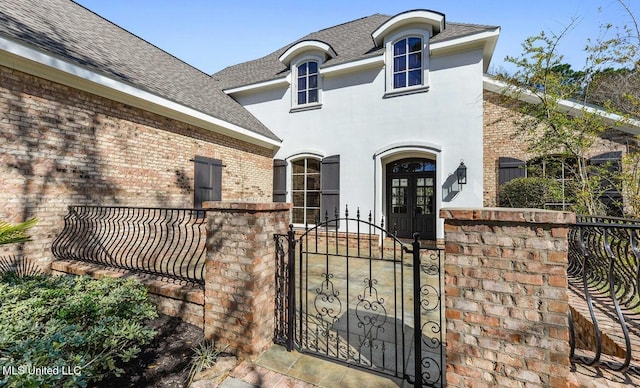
left=386, top=159, right=436, bottom=240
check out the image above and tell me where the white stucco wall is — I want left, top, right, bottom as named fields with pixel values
left=231, top=48, right=485, bottom=239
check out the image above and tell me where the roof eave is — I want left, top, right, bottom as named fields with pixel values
left=483, top=75, right=640, bottom=135
left=431, top=27, right=500, bottom=73
left=0, top=35, right=281, bottom=150
left=224, top=55, right=384, bottom=95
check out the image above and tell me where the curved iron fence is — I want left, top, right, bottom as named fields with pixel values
left=52, top=205, right=207, bottom=285
left=568, top=215, right=640, bottom=371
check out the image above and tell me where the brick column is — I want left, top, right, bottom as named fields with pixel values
left=440, top=208, right=577, bottom=387
left=203, top=202, right=291, bottom=359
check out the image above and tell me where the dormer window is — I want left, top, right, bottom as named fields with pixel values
left=297, top=61, right=319, bottom=105
left=278, top=40, right=336, bottom=111
left=372, top=10, right=445, bottom=97
left=393, top=37, right=422, bottom=89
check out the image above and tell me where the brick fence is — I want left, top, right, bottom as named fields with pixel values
left=203, top=201, right=291, bottom=359
left=441, top=208, right=577, bottom=387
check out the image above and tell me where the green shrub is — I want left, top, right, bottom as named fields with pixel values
left=499, top=177, right=562, bottom=209
left=0, top=274, right=157, bottom=387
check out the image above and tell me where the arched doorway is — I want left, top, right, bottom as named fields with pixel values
left=386, top=158, right=436, bottom=240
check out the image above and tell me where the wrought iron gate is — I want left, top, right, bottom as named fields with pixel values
left=274, top=209, right=444, bottom=387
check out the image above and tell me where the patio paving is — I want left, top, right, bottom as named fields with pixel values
left=217, top=344, right=640, bottom=388
left=226, top=344, right=405, bottom=387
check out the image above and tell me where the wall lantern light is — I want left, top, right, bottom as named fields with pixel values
left=457, top=161, right=467, bottom=185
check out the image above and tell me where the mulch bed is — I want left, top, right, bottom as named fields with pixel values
left=97, top=314, right=204, bottom=387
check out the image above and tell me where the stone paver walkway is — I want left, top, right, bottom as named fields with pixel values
left=223, top=344, right=404, bottom=388
left=218, top=345, right=640, bottom=388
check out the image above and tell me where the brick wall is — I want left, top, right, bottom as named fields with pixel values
left=483, top=90, right=633, bottom=207
left=0, top=65, right=275, bottom=267
left=441, top=208, right=577, bottom=387
left=203, top=202, right=291, bottom=359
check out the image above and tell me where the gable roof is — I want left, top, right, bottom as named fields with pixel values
left=213, top=13, right=499, bottom=90
left=0, top=0, right=280, bottom=143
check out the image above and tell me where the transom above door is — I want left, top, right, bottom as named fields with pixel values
left=386, top=158, right=436, bottom=240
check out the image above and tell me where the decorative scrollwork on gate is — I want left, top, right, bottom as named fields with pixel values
left=355, top=277, right=388, bottom=361
left=314, top=273, right=342, bottom=324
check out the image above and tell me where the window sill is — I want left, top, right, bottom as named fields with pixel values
left=290, top=103, right=322, bottom=113
left=383, top=85, right=430, bottom=99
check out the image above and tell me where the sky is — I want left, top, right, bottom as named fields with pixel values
left=74, top=0, right=638, bottom=75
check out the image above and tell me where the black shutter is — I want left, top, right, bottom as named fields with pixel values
left=194, top=156, right=222, bottom=208
left=589, top=151, right=623, bottom=215
left=273, top=159, right=287, bottom=203
left=498, top=157, right=526, bottom=185
left=320, top=155, right=340, bottom=225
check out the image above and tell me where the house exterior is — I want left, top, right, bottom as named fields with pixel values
left=3, top=0, right=635, bottom=266
left=215, top=10, right=500, bottom=240
left=0, top=0, right=280, bottom=265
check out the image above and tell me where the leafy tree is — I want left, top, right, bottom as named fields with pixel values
left=498, top=1, right=640, bottom=217
left=585, top=0, right=640, bottom=217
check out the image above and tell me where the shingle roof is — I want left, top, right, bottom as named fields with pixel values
left=0, top=1, right=498, bottom=142
left=213, top=13, right=499, bottom=90
left=0, top=0, right=280, bottom=141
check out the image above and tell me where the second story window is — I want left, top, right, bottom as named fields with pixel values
left=297, top=61, right=319, bottom=105
left=393, top=37, right=422, bottom=89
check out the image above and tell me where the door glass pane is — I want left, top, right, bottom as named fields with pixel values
left=416, top=176, right=435, bottom=215
left=391, top=185, right=407, bottom=214
left=400, top=178, right=408, bottom=187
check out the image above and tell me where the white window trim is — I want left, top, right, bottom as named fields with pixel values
left=290, top=54, right=323, bottom=111
left=383, top=28, right=431, bottom=98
